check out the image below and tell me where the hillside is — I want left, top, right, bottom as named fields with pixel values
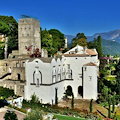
left=102, top=39, right=120, bottom=56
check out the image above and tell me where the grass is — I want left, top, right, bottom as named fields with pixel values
left=55, top=114, right=86, bottom=120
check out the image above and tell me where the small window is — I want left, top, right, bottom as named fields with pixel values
left=84, top=67, right=86, bottom=71
left=75, top=48, right=78, bottom=53
left=25, top=27, right=26, bottom=30
left=67, top=64, right=70, bottom=69
left=27, top=34, right=29, bottom=37
left=5, top=63, right=7, bottom=66
left=37, top=78, right=39, bottom=85
left=89, top=76, right=92, bottom=81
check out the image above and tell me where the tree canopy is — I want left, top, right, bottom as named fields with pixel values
left=0, top=15, right=18, bottom=59
left=41, top=28, right=65, bottom=56
left=71, top=33, right=87, bottom=47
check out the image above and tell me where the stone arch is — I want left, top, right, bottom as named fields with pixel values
left=78, top=86, right=83, bottom=97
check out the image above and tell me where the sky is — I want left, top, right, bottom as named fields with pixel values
left=1, top=0, right=120, bottom=36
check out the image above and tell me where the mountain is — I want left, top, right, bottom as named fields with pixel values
left=102, top=39, right=120, bottom=56
left=65, top=35, right=75, bottom=43
left=87, top=29, right=120, bottom=42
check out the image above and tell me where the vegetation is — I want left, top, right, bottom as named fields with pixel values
left=0, top=87, right=14, bottom=98
left=89, top=99, right=93, bottom=113
left=4, top=111, right=18, bottom=120
left=71, top=33, right=87, bottom=47
left=24, top=109, right=43, bottom=120
left=71, top=94, right=74, bottom=109
left=55, top=88, right=58, bottom=105
left=0, top=15, right=18, bottom=59
left=88, top=35, right=103, bottom=58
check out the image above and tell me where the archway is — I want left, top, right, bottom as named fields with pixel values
left=78, top=86, right=83, bottom=97
left=65, top=85, right=73, bottom=96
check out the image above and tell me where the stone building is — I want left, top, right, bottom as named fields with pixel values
left=0, top=17, right=99, bottom=103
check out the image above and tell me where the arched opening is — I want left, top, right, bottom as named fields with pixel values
left=17, top=73, right=21, bottom=80
left=64, top=85, right=73, bottom=96
left=78, top=86, right=83, bottom=97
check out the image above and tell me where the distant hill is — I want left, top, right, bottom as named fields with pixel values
left=102, top=39, right=120, bottom=56
left=65, top=35, right=75, bottom=43
left=87, top=29, right=120, bottom=42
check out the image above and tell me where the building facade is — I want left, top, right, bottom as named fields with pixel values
left=0, top=17, right=99, bottom=104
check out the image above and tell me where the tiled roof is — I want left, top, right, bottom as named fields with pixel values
left=86, top=49, right=98, bottom=55
left=83, top=62, right=97, bottom=66
left=64, top=54, right=90, bottom=57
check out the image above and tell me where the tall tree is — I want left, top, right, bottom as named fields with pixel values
left=97, top=36, right=103, bottom=58
left=71, top=33, right=87, bottom=47
left=48, top=29, right=65, bottom=51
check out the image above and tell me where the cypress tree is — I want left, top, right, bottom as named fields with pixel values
left=89, top=99, right=93, bottom=113
left=71, top=94, right=74, bottom=109
left=108, top=95, right=111, bottom=118
left=97, top=36, right=103, bottom=58
left=55, top=88, right=58, bottom=105
left=112, top=92, right=116, bottom=113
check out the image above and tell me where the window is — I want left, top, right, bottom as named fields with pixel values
left=75, top=48, right=78, bottom=53
left=23, top=62, right=25, bottom=67
left=16, top=63, right=20, bottom=67
left=37, top=78, right=39, bottom=85
left=67, top=64, right=70, bottom=69
left=89, top=76, right=92, bottom=81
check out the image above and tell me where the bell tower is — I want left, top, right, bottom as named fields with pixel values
left=18, top=17, right=41, bottom=55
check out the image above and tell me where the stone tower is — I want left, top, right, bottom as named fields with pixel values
left=18, top=18, right=41, bottom=55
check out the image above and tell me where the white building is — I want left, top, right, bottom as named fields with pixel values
left=25, top=45, right=99, bottom=104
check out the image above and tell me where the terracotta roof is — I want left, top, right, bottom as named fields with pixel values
left=64, top=54, right=90, bottom=57
left=86, top=49, right=98, bottom=55
left=83, top=62, right=97, bottom=66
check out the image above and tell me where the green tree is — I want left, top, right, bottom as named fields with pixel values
left=0, top=21, right=11, bottom=36
left=72, top=33, right=87, bottom=47
left=4, top=111, right=18, bottom=120
left=31, top=93, right=39, bottom=103
left=48, top=29, right=65, bottom=51
left=41, top=28, right=53, bottom=56
left=89, top=99, right=93, bottom=113
left=55, top=88, right=58, bottom=105
left=112, top=92, right=116, bottom=113
left=71, top=94, right=74, bottom=109
left=97, top=36, right=103, bottom=57
left=108, top=95, right=111, bottom=118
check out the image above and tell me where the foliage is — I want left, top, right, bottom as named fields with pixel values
left=55, top=88, right=58, bottom=105
left=89, top=99, right=93, bottom=113
left=71, top=33, right=87, bottom=47
left=0, top=87, right=14, bottom=98
left=71, top=94, right=74, bottom=109
left=4, top=111, right=18, bottom=120
left=8, top=104, right=27, bottom=113
left=108, top=95, right=111, bottom=118
left=7, top=36, right=18, bottom=53
left=48, top=29, right=65, bottom=52
left=24, top=109, right=43, bottom=120
left=30, top=93, right=40, bottom=103
left=0, top=21, right=11, bottom=36
left=112, top=92, right=115, bottom=113
left=0, top=15, right=18, bottom=58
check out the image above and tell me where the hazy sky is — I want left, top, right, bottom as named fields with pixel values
left=1, top=0, right=120, bottom=36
